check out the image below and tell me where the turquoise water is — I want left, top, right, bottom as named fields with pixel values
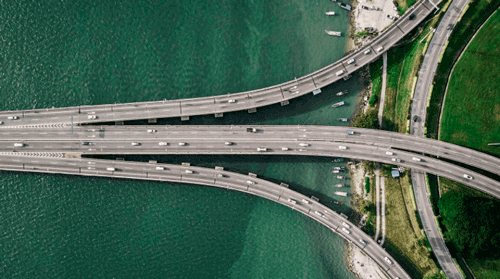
left=0, top=0, right=358, bottom=278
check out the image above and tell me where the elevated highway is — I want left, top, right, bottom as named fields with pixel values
left=0, top=0, right=441, bottom=127
left=1, top=125, right=500, bottom=199
left=0, top=155, right=411, bottom=279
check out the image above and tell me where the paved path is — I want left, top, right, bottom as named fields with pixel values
left=378, top=52, right=388, bottom=128
left=374, top=169, right=381, bottom=241
left=380, top=175, right=386, bottom=246
left=409, top=0, right=470, bottom=278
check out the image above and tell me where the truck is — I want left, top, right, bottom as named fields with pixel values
left=247, top=128, right=257, bottom=133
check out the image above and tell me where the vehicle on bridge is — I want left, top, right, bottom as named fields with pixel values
left=87, top=115, right=97, bottom=120
left=287, top=198, right=297, bottom=204
left=148, top=129, right=157, bottom=133
left=225, top=142, right=233, bottom=146
left=342, top=222, right=351, bottom=228
left=299, top=143, right=310, bottom=147
left=257, top=148, right=267, bottom=152
left=179, top=142, right=186, bottom=146
left=131, top=142, right=140, bottom=146
left=281, top=147, right=290, bottom=151
left=412, top=157, right=422, bottom=162
left=14, top=143, right=24, bottom=147
left=247, top=128, right=257, bottom=133
left=463, top=174, right=474, bottom=180
left=386, top=151, right=394, bottom=155
left=156, top=166, right=165, bottom=170
left=346, top=130, right=354, bottom=135
left=314, top=211, right=325, bottom=217
left=159, top=142, right=168, bottom=146
left=228, top=99, right=236, bottom=103
left=7, top=116, right=19, bottom=120
left=342, top=227, right=351, bottom=234
left=360, top=239, right=367, bottom=245
left=336, top=70, right=345, bottom=76
left=339, top=146, right=347, bottom=150
left=384, top=257, right=393, bottom=265
left=364, top=49, right=371, bottom=55
left=247, top=180, right=255, bottom=185
left=106, top=167, right=116, bottom=171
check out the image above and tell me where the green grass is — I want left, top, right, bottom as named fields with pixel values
left=466, top=258, right=500, bottom=279
left=426, top=0, right=500, bottom=140
left=365, top=177, right=371, bottom=194
left=439, top=9, right=500, bottom=156
left=394, top=0, right=418, bottom=15
left=439, top=177, right=492, bottom=200
left=369, top=57, right=383, bottom=106
left=384, top=175, right=440, bottom=278
left=381, top=2, right=448, bottom=132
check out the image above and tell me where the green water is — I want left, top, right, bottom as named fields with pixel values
left=0, top=0, right=359, bottom=278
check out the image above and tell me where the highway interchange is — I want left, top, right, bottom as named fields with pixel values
left=1, top=0, right=493, bottom=278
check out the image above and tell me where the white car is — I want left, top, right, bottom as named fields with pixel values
left=0, top=121, right=3, bottom=125
left=376, top=46, right=384, bottom=52
left=247, top=180, right=255, bottom=185
left=87, top=115, right=97, bottom=120
left=281, top=147, right=289, bottom=151
left=347, top=58, right=355, bottom=65
left=179, top=142, right=187, bottom=146
left=217, top=174, right=226, bottom=178
left=363, top=49, right=371, bottom=55
left=147, top=129, right=157, bottom=133
left=314, top=211, right=324, bottom=217
left=225, top=142, right=233, bottom=145
left=360, top=239, right=367, bottom=245
left=185, top=170, right=193, bottom=174
left=257, top=148, right=267, bottom=152
left=159, top=142, right=168, bottom=146
left=384, top=257, right=393, bottom=265
left=14, top=143, right=24, bottom=147
left=302, top=199, right=312, bottom=204
left=131, top=142, right=140, bottom=146
left=8, top=116, right=19, bottom=120
left=299, top=143, right=310, bottom=147
left=386, top=151, right=394, bottom=156
left=412, top=157, right=422, bottom=162
left=339, top=146, right=347, bottom=150
left=106, top=167, right=116, bottom=171
left=228, top=99, right=236, bottom=103
left=287, top=198, right=297, bottom=204
left=342, top=222, right=351, bottom=228
left=342, top=227, right=351, bottom=234
left=463, top=174, right=474, bottom=180
left=156, top=166, right=165, bottom=170
left=387, top=15, right=396, bottom=20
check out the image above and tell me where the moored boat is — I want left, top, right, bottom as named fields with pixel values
left=325, top=30, right=342, bottom=36
left=338, top=2, right=352, bottom=10
left=334, top=183, right=345, bottom=188
left=338, top=118, right=348, bottom=122
left=334, top=191, right=348, bottom=197
left=336, top=90, right=349, bottom=96
left=325, top=11, right=336, bottom=16
left=336, top=175, right=346, bottom=180
left=332, top=101, right=345, bottom=108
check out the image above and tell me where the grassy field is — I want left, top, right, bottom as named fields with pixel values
left=439, top=177, right=494, bottom=198
left=395, top=0, right=418, bottom=15
left=439, top=9, right=500, bottom=156
left=466, top=259, right=500, bottom=279
left=380, top=0, right=452, bottom=133
left=426, top=0, right=500, bottom=140
left=384, top=174, right=440, bottom=278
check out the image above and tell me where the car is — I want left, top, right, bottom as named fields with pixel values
left=363, top=49, right=371, bottom=55
left=376, top=46, right=384, bottom=52
left=228, top=99, right=236, bottom=103
left=225, top=142, right=233, bottom=145
left=0, top=121, right=3, bottom=125
left=178, top=142, right=186, bottom=146
left=336, top=70, right=345, bottom=76
left=281, top=147, right=290, bottom=151
left=81, top=142, right=91, bottom=145
left=413, top=115, right=419, bottom=122
left=346, top=130, right=354, bottom=135
left=217, top=173, right=226, bottom=178
left=387, top=15, right=396, bottom=20
left=339, top=146, right=347, bottom=150
left=347, top=58, right=355, bottom=65
left=287, top=198, right=297, bottom=204
left=409, top=13, right=416, bottom=20
left=14, top=143, right=24, bottom=147
left=361, top=5, right=369, bottom=10
left=386, top=151, right=394, bottom=156
left=391, top=158, right=402, bottom=162
left=87, top=161, right=95, bottom=165
left=87, top=115, right=97, bottom=120
left=447, top=24, right=454, bottom=30
left=384, top=257, right=393, bottom=265
left=412, top=157, right=422, bottom=162
left=257, top=148, right=267, bottom=152
left=106, top=167, right=116, bottom=171
left=147, top=129, right=157, bottom=133
left=131, top=142, right=140, bottom=146
left=463, top=174, right=474, bottom=180
left=159, top=142, right=168, bottom=146
left=7, top=116, right=19, bottom=120
left=342, top=222, right=351, bottom=228
left=185, top=170, right=193, bottom=174
left=360, top=239, right=367, bottom=245
left=302, top=199, right=312, bottom=204
left=156, top=166, right=165, bottom=170
left=247, top=180, right=255, bottom=185
left=299, top=143, right=310, bottom=147
left=314, top=211, right=324, bottom=217
left=342, top=227, right=351, bottom=234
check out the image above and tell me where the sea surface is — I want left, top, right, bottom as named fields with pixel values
left=0, top=0, right=360, bottom=278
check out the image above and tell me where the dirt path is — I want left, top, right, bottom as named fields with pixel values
left=378, top=52, right=387, bottom=127
left=380, top=175, right=386, bottom=246
left=374, top=169, right=380, bottom=241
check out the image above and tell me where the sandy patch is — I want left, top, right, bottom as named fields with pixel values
left=347, top=244, right=386, bottom=279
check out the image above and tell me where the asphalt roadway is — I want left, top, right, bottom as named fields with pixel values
left=409, top=0, right=471, bottom=278
left=1, top=125, right=500, bottom=199
left=0, top=155, right=411, bottom=279
left=0, top=0, right=441, bottom=127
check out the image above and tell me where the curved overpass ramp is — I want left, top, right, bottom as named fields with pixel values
left=0, top=0, right=440, bottom=127
left=0, top=155, right=411, bottom=279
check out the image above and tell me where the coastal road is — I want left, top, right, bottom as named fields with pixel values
left=0, top=0, right=441, bottom=127
left=409, top=0, right=471, bottom=278
left=0, top=155, right=411, bottom=279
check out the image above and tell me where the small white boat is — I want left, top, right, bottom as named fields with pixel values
left=338, top=118, right=348, bottom=122
left=325, top=30, right=341, bottom=36
left=332, top=101, right=345, bottom=108
left=336, top=175, right=346, bottom=180
left=334, top=183, right=345, bottom=188
left=336, top=90, right=349, bottom=96
left=334, top=191, right=348, bottom=197
left=325, top=11, right=336, bottom=16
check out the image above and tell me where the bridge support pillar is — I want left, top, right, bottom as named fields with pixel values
left=115, top=121, right=124, bottom=125
left=248, top=108, right=257, bottom=114
left=215, top=113, right=223, bottom=118
left=181, top=116, right=189, bottom=121
left=280, top=100, right=289, bottom=106
left=148, top=118, right=157, bottom=123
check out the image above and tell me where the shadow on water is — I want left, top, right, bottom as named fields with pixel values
left=89, top=72, right=362, bottom=126
left=86, top=154, right=358, bottom=216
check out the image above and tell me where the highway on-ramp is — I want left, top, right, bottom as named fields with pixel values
left=0, top=0, right=441, bottom=127
left=0, top=154, right=411, bottom=279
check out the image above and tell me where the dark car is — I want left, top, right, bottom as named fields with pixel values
left=409, top=13, right=416, bottom=20
left=447, top=24, right=454, bottom=30
left=413, top=115, right=419, bottom=122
